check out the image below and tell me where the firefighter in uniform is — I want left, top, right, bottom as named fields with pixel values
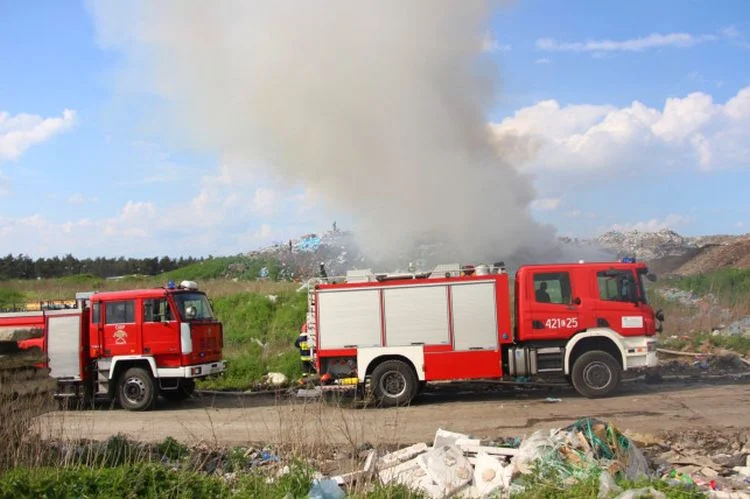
left=295, top=322, right=314, bottom=375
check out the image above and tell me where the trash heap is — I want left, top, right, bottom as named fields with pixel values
left=636, top=429, right=750, bottom=494
left=512, top=417, right=649, bottom=484
left=312, top=418, right=655, bottom=499
left=0, top=325, right=56, bottom=420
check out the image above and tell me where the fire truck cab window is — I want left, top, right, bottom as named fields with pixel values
left=92, top=302, right=100, bottom=324
left=533, top=272, right=571, bottom=305
left=143, top=298, right=173, bottom=322
left=597, top=270, right=636, bottom=302
left=105, top=300, right=135, bottom=324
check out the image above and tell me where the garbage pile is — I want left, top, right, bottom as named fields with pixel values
left=309, top=418, right=658, bottom=498
left=0, top=325, right=56, bottom=420
left=305, top=419, right=750, bottom=498
left=635, top=429, right=750, bottom=495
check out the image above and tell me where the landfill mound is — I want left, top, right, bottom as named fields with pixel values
left=0, top=325, right=57, bottom=465
left=673, top=237, right=750, bottom=276
left=0, top=326, right=56, bottom=418
left=248, top=226, right=750, bottom=281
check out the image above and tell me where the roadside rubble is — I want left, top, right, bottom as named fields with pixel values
left=633, top=429, right=750, bottom=496
left=304, top=419, right=750, bottom=498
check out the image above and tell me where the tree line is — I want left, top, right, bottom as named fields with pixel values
left=0, top=254, right=203, bottom=280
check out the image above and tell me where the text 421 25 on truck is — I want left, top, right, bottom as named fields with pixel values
left=304, top=259, right=663, bottom=406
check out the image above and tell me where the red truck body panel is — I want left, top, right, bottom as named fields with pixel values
left=311, top=260, right=659, bottom=390
left=3, top=285, right=224, bottom=396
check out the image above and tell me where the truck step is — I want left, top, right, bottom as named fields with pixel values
left=537, top=367, right=563, bottom=373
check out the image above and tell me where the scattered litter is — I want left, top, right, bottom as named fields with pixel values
left=470, top=452, right=512, bottom=497
left=598, top=471, right=622, bottom=498
left=417, top=445, right=472, bottom=497
left=308, top=478, right=345, bottom=499
left=306, top=420, right=750, bottom=497
left=544, top=397, right=562, bottom=403
left=296, top=387, right=323, bottom=398
left=265, top=372, right=288, bottom=387
left=615, top=487, right=665, bottom=499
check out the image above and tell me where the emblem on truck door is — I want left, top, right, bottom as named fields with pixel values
left=113, top=325, right=128, bottom=345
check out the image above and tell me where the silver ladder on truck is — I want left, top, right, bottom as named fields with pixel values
left=303, top=278, right=320, bottom=368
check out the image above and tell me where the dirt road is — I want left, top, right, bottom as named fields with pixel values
left=39, top=377, right=750, bottom=447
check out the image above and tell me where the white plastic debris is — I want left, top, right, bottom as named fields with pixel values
left=377, top=442, right=429, bottom=470
left=469, top=452, right=512, bottom=497
left=308, top=478, right=345, bottom=499
left=379, top=457, right=444, bottom=499
left=296, top=387, right=323, bottom=398
left=512, top=429, right=562, bottom=476
left=266, top=372, right=288, bottom=386
left=598, top=471, right=623, bottom=499
left=434, top=428, right=478, bottom=448
left=418, top=445, right=473, bottom=497
left=614, top=488, right=665, bottom=499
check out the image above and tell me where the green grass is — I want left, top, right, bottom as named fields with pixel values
left=668, top=268, right=750, bottom=306
left=661, top=330, right=750, bottom=357
left=512, top=463, right=705, bottom=499
left=199, top=290, right=308, bottom=390
left=162, top=256, right=284, bottom=282
left=0, top=288, right=25, bottom=309
left=0, top=459, right=425, bottom=499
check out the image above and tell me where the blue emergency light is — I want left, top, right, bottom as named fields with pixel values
left=167, top=280, right=176, bottom=289
left=621, top=257, right=636, bottom=263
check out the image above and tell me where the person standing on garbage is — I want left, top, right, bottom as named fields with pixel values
left=294, top=322, right=315, bottom=375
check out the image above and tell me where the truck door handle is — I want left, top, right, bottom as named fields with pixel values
left=532, top=320, right=544, bottom=329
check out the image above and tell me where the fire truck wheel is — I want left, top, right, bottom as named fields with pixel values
left=371, top=360, right=417, bottom=407
left=571, top=351, right=621, bottom=398
left=118, top=367, right=156, bottom=411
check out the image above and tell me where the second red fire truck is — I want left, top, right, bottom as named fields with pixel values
left=1, top=280, right=225, bottom=411
left=304, top=259, right=663, bottom=406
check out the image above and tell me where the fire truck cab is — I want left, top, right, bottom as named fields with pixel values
left=4, top=281, right=225, bottom=411
left=305, top=260, right=662, bottom=406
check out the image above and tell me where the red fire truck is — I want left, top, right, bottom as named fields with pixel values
left=1, top=280, right=225, bottom=411
left=305, top=260, right=663, bottom=406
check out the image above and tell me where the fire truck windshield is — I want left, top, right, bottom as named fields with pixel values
left=173, top=292, right=214, bottom=320
left=636, top=269, right=653, bottom=304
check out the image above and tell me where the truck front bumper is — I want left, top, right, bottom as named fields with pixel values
left=157, top=360, right=226, bottom=379
left=622, top=338, right=659, bottom=370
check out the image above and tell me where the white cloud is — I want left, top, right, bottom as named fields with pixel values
left=482, top=32, right=511, bottom=53
left=251, top=187, right=278, bottom=216
left=719, top=25, right=750, bottom=48
left=67, top=193, right=99, bottom=205
left=537, top=32, right=717, bottom=53
left=491, top=86, right=750, bottom=174
left=612, top=214, right=690, bottom=232
left=535, top=58, right=551, bottom=65
left=0, top=109, right=76, bottom=162
left=531, top=197, right=561, bottom=211
left=0, top=170, right=9, bottom=196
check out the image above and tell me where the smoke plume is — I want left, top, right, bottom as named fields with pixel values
left=90, top=1, right=557, bottom=265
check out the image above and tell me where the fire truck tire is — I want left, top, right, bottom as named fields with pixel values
left=571, top=351, right=621, bottom=398
left=371, top=360, right=417, bottom=407
left=117, top=367, right=156, bottom=411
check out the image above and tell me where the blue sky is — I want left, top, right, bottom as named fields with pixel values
left=1, top=1, right=749, bottom=257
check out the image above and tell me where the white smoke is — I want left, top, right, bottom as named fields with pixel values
left=89, top=1, right=557, bottom=264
